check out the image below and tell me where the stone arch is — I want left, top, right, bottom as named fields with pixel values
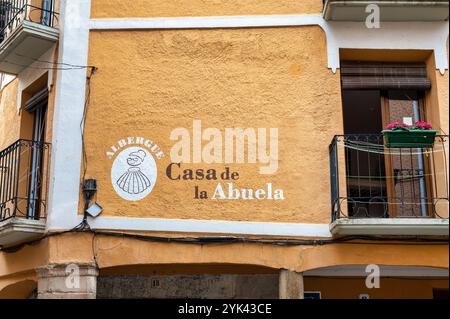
left=0, top=279, right=37, bottom=299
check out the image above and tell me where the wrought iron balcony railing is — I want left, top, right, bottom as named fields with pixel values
left=0, top=0, right=58, bottom=44
left=329, top=134, right=449, bottom=222
left=0, top=139, right=50, bottom=222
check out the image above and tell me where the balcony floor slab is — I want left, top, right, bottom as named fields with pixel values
left=0, top=218, right=46, bottom=247
left=323, top=1, right=450, bottom=21
left=330, top=218, right=449, bottom=237
left=0, top=20, right=59, bottom=74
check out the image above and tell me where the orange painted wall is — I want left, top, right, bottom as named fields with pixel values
left=0, top=80, right=21, bottom=150
left=46, top=233, right=449, bottom=273
left=0, top=71, right=57, bottom=149
left=0, top=279, right=36, bottom=299
left=305, top=277, right=449, bottom=299
left=90, top=0, right=323, bottom=18
left=1, top=232, right=448, bottom=296
left=426, top=55, right=449, bottom=218
left=86, top=26, right=343, bottom=224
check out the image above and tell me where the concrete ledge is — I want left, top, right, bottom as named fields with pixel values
left=330, top=218, right=449, bottom=237
left=0, top=20, right=59, bottom=74
left=0, top=218, right=46, bottom=247
left=323, top=1, right=450, bottom=21
left=304, top=265, right=449, bottom=277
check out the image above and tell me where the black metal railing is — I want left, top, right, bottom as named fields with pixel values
left=0, top=139, right=50, bottom=222
left=330, top=134, right=449, bottom=221
left=0, top=0, right=58, bottom=44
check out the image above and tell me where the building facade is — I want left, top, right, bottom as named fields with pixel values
left=0, top=0, right=449, bottom=299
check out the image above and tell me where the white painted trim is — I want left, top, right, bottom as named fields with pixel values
left=86, top=217, right=332, bottom=238
left=325, top=21, right=449, bottom=74
left=89, top=14, right=324, bottom=30
left=51, top=215, right=332, bottom=239
left=0, top=74, right=15, bottom=90
left=45, top=0, right=91, bottom=231
left=304, top=265, right=449, bottom=277
left=52, top=213, right=333, bottom=238
left=89, top=15, right=449, bottom=74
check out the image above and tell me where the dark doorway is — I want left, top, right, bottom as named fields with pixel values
left=338, top=61, right=436, bottom=219
left=24, top=88, right=48, bottom=220
left=342, top=90, right=383, bottom=135
left=433, top=289, right=449, bottom=299
left=341, top=89, right=430, bottom=218
left=342, top=90, right=388, bottom=218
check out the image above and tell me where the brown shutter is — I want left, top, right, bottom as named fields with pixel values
left=24, top=88, right=48, bottom=112
left=341, top=62, right=432, bottom=90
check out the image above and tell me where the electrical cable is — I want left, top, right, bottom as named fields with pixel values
left=80, top=67, right=97, bottom=184
left=4, top=59, right=88, bottom=71
left=13, top=52, right=96, bottom=69
left=1, top=226, right=448, bottom=254
left=3, top=51, right=97, bottom=71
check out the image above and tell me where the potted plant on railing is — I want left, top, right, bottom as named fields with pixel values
left=382, top=121, right=438, bottom=148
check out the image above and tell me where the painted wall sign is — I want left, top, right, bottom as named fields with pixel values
left=91, top=26, right=344, bottom=223
left=106, top=120, right=284, bottom=202
left=167, top=120, right=284, bottom=201
left=107, top=138, right=164, bottom=201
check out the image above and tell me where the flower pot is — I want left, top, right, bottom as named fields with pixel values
left=382, top=130, right=438, bottom=148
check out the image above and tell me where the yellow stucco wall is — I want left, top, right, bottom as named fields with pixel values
left=426, top=56, right=449, bottom=218
left=91, top=0, right=323, bottom=18
left=86, top=26, right=343, bottom=224
left=0, top=70, right=57, bottom=150
left=1, top=232, right=447, bottom=294
left=0, top=80, right=20, bottom=150
left=2, top=232, right=448, bottom=275
left=304, top=277, right=449, bottom=299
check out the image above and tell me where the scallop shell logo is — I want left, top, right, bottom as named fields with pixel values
left=111, top=146, right=157, bottom=201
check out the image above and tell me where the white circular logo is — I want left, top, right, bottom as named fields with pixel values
left=111, top=146, right=157, bottom=201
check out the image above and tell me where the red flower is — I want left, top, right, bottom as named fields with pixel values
left=386, top=122, right=410, bottom=131
left=412, top=121, right=433, bottom=130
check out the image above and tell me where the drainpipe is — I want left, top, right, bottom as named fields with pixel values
left=413, top=100, right=428, bottom=217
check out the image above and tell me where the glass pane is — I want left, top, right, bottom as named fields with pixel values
left=387, top=91, right=428, bottom=217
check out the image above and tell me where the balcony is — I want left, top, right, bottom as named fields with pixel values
left=0, top=0, right=59, bottom=75
left=0, top=140, right=50, bottom=247
left=329, top=134, right=449, bottom=237
left=323, top=0, right=449, bottom=21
